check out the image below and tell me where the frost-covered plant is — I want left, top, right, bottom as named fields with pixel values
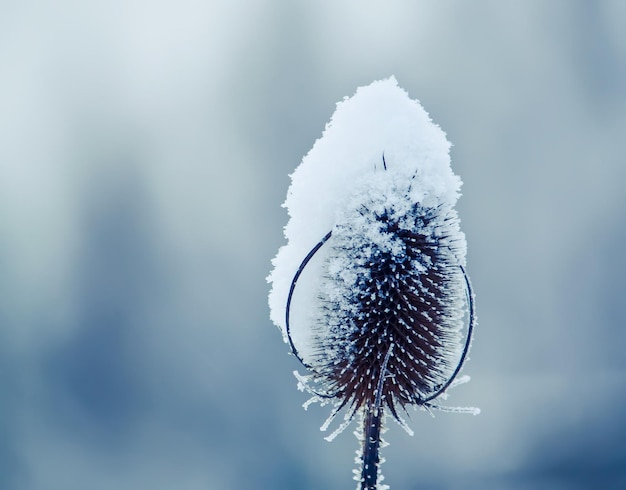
left=268, top=77, right=478, bottom=490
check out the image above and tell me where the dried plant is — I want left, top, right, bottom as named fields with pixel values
left=285, top=157, right=476, bottom=489
left=268, top=78, right=478, bottom=489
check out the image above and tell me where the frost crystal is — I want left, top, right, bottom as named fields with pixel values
left=267, top=77, right=477, bottom=490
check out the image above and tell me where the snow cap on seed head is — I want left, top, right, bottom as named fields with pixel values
left=268, top=76, right=462, bottom=345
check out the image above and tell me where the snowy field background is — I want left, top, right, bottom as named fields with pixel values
left=1, top=1, right=625, bottom=489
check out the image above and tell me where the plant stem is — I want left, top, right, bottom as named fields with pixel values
left=360, top=404, right=383, bottom=489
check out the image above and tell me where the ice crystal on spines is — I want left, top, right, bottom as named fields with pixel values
left=303, top=174, right=468, bottom=426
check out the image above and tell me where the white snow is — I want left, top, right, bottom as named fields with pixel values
left=267, top=76, right=462, bottom=364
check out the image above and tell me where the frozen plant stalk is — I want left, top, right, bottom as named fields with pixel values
left=268, top=77, right=477, bottom=490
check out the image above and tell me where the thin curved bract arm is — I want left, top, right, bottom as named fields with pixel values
left=285, top=231, right=333, bottom=369
left=422, top=264, right=475, bottom=403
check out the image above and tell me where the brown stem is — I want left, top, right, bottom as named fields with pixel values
left=360, top=404, right=383, bottom=489
left=359, top=343, right=393, bottom=489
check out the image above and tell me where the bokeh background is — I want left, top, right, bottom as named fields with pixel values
left=1, top=1, right=625, bottom=489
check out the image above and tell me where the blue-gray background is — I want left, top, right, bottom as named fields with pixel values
left=1, top=1, right=625, bottom=489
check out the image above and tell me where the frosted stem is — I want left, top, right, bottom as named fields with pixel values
left=360, top=404, right=383, bottom=490
left=358, top=343, right=393, bottom=489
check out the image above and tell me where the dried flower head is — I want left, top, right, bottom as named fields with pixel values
left=268, top=78, right=477, bottom=490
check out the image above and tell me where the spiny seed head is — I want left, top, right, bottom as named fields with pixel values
left=308, top=174, right=467, bottom=421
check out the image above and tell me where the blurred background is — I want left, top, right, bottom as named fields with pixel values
left=1, top=1, right=625, bottom=489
